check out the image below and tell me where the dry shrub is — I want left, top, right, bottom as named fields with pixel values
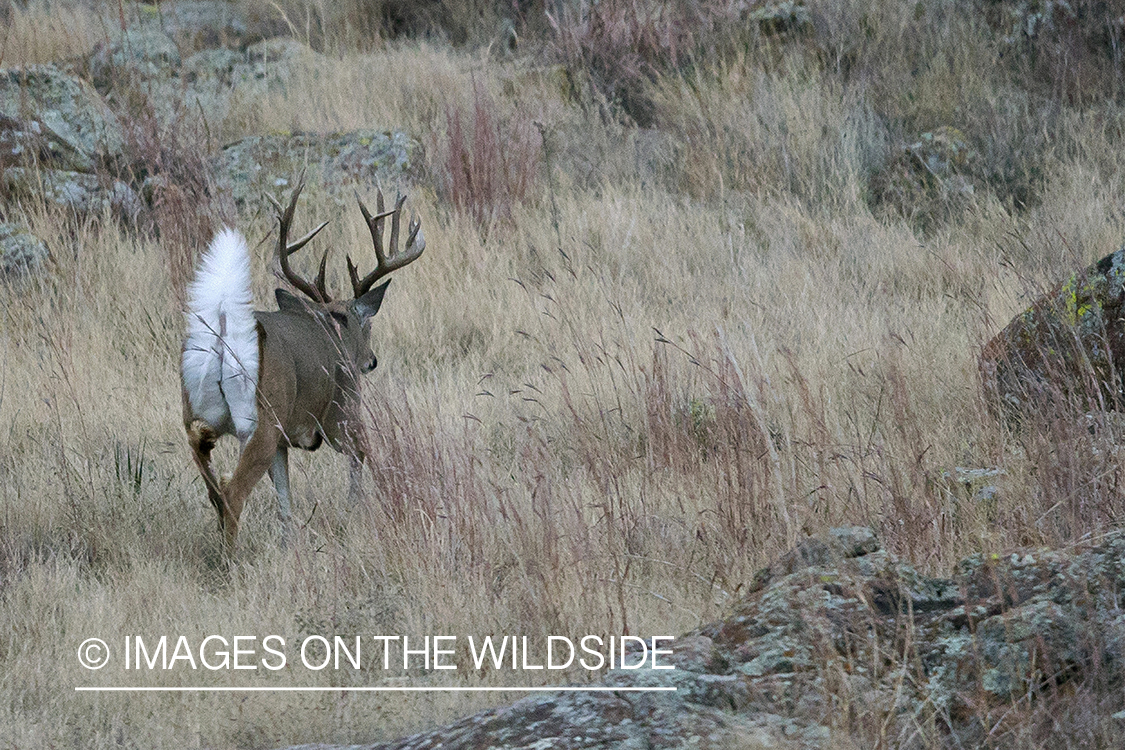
left=240, top=0, right=531, bottom=50
left=113, top=90, right=224, bottom=305
left=547, top=0, right=743, bottom=126
left=652, top=57, right=888, bottom=206
left=434, top=80, right=541, bottom=233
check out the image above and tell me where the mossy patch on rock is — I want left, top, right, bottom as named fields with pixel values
left=980, top=246, right=1125, bottom=421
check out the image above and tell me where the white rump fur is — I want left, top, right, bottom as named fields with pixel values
left=182, top=228, right=260, bottom=441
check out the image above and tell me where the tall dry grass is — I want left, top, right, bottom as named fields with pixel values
left=3, top=1, right=1125, bottom=747
left=0, top=0, right=102, bottom=66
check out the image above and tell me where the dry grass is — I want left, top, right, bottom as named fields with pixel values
left=4, top=1, right=1125, bottom=747
left=0, top=0, right=103, bottom=67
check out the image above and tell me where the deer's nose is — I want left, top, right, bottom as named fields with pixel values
left=361, top=356, right=377, bottom=373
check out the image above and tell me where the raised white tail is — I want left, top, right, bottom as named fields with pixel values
left=181, top=228, right=260, bottom=441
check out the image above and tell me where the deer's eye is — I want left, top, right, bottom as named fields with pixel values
left=330, top=312, right=349, bottom=328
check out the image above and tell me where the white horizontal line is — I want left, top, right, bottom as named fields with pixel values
left=75, top=686, right=676, bottom=693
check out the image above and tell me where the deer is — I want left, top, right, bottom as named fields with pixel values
left=181, top=177, right=424, bottom=550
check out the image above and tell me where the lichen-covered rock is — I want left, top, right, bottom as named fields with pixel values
left=747, top=1, right=812, bottom=36
left=0, top=65, right=125, bottom=170
left=181, top=48, right=245, bottom=85
left=214, top=130, right=422, bottom=210
left=106, top=0, right=280, bottom=53
left=156, top=37, right=322, bottom=134
left=3, top=167, right=141, bottom=221
left=871, top=126, right=977, bottom=229
left=0, top=223, right=49, bottom=278
left=280, top=527, right=1125, bottom=749
left=179, top=36, right=314, bottom=88
left=980, top=246, right=1125, bottom=420
left=0, top=65, right=142, bottom=219
left=87, top=27, right=182, bottom=90
left=153, top=0, right=267, bottom=51
left=0, top=112, right=92, bottom=173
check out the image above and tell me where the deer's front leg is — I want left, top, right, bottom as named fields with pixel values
left=269, top=445, right=294, bottom=547
left=269, top=445, right=292, bottom=522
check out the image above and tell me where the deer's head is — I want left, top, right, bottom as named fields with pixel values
left=268, top=179, right=425, bottom=377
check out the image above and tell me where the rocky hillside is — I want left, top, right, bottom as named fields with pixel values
left=1, top=2, right=419, bottom=278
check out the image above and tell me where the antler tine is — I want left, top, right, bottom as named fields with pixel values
left=356, top=189, right=395, bottom=266
left=349, top=188, right=424, bottom=298
left=387, top=193, right=407, bottom=267
left=314, top=249, right=330, bottom=302
left=272, top=176, right=331, bottom=303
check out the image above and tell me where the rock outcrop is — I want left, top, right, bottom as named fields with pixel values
left=0, top=64, right=125, bottom=172
left=0, top=64, right=142, bottom=220
left=279, top=526, right=1125, bottom=749
left=1, top=29, right=418, bottom=224
left=215, top=130, right=421, bottom=211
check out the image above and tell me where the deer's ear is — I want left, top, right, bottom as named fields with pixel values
left=275, top=288, right=307, bottom=312
left=353, top=279, right=390, bottom=320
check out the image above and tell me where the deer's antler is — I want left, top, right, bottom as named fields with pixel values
left=267, top=175, right=330, bottom=303
left=348, top=189, right=425, bottom=298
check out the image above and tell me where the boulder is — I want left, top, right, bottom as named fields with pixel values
left=181, top=48, right=245, bottom=86
left=214, top=130, right=422, bottom=210
left=106, top=1, right=280, bottom=53
left=2, top=168, right=142, bottom=222
left=0, top=64, right=143, bottom=220
left=279, top=526, right=1125, bottom=749
left=87, top=27, right=182, bottom=90
left=748, top=1, right=812, bottom=36
left=870, top=126, right=977, bottom=229
left=0, top=112, right=93, bottom=173
left=0, top=223, right=49, bottom=278
left=154, top=37, right=321, bottom=135
left=153, top=0, right=269, bottom=51
left=0, top=65, right=125, bottom=170
left=980, top=247, right=1125, bottom=420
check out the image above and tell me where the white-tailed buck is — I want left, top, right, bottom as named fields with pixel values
left=181, top=177, right=424, bottom=549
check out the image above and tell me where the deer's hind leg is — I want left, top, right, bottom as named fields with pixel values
left=186, top=420, right=224, bottom=523
left=220, top=421, right=283, bottom=551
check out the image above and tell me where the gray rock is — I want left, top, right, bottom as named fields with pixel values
left=181, top=48, right=244, bottom=85
left=980, top=245, right=1125, bottom=422
left=0, top=223, right=49, bottom=278
left=870, top=125, right=978, bottom=229
left=281, top=527, right=1125, bottom=749
left=87, top=27, right=182, bottom=90
left=214, top=130, right=422, bottom=210
left=104, top=0, right=271, bottom=53
left=245, top=37, right=313, bottom=67
left=0, top=65, right=125, bottom=170
left=0, top=112, right=93, bottom=173
left=155, top=1, right=259, bottom=50
left=3, top=168, right=141, bottom=221
left=175, top=39, right=322, bottom=135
